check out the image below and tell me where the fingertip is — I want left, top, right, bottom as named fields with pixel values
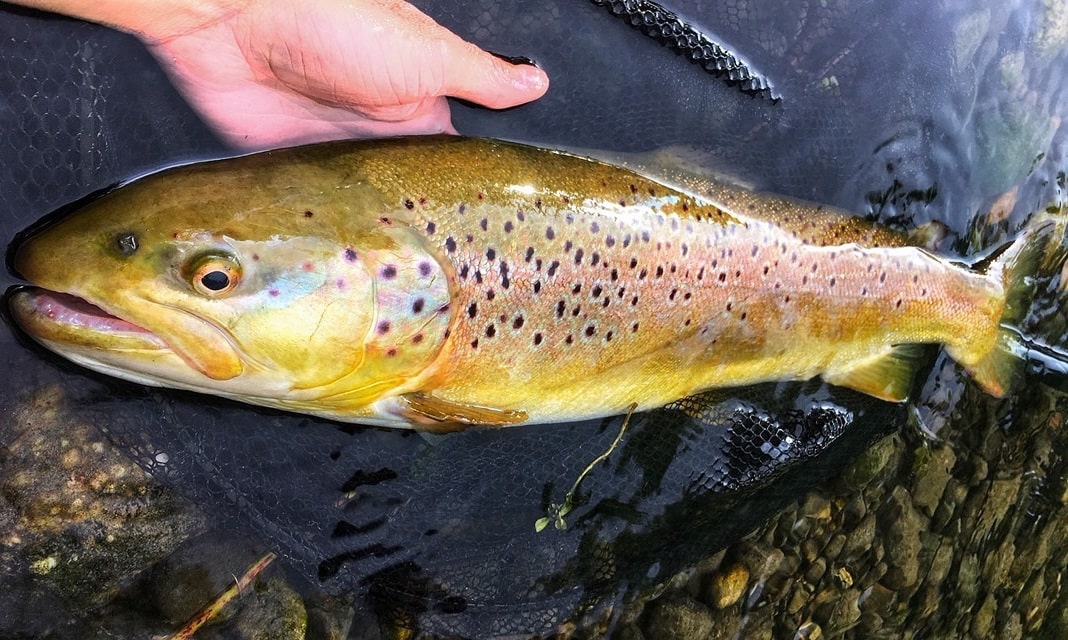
left=447, top=48, right=550, bottom=109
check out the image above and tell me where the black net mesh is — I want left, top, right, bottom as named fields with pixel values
left=0, top=0, right=1065, bottom=637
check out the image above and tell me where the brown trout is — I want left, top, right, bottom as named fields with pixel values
left=7, top=137, right=1053, bottom=428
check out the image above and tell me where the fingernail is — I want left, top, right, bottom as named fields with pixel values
left=488, top=51, right=538, bottom=67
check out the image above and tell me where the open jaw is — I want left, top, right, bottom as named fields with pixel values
left=8, top=287, right=168, bottom=352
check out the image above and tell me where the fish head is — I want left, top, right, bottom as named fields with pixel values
left=9, top=151, right=453, bottom=418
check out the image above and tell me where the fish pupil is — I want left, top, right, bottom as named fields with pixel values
left=200, top=270, right=230, bottom=291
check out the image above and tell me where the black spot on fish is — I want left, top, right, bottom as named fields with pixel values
left=533, top=333, right=543, bottom=345
left=252, top=254, right=260, bottom=261
left=486, top=290, right=495, bottom=301
left=632, top=321, right=639, bottom=332
left=669, top=289, right=677, bottom=301
left=504, top=220, right=514, bottom=233
left=426, top=221, right=436, bottom=235
left=468, top=303, right=478, bottom=318
left=629, top=258, right=638, bottom=269
left=533, top=281, right=542, bottom=294
left=718, top=272, right=726, bottom=283
left=474, top=270, right=483, bottom=284
left=404, top=199, right=415, bottom=210
left=751, top=245, right=759, bottom=257
left=304, top=210, right=315, bottom=218
left=517, top=210, right=526, bottom=221
left=592, top=285, right=602, bottom=298
left=500, top=262, right=510, bottom=289
left=459, top=265, right=469, bottom=279
left=591, top=252, right=600, bottom=266
left=377, top=320, right=391, bottom=334
left=641, top=231, right=650, bottom=243
left=606, top=235, right=616, bottom=248
left=418, top=261, right=432, bottom=277
left=556, top=300, right=566, bottom=318
left=572, top=283, right=582, bottom=294
left=590, top=221, right=600, bottom=233
left=471, top=338, right=479, bottom=349
left=565, top=335, right=574, bottom=344
left=535, top=198, right=542, bottom=210
left=381, top=265, right=398, bottom=279
left=486, top=324, right=496, bottom=338
left=546, top=227, right=556, bottom=240
left=480, top=218, right=489, bottom=231
left=830, top=277, right=837, bottom=287
left=486, top=248, right=496, bottom=261
left=525, top=247, right=535, bottom=262
left=656, top=266, right=664, bottom=278
left=610, top=269, right=619, bottom=281
left=564, top=240, right=573, bottom=253
left=344, top=248, right=358, bottom=262
left=639, top=268, right=648, bottom=279
left=445, top=237, right=457, bottom=253
left=623, top=234, right=632, bottom=248
left=605, top=330, right=613, bottom=341
left=513, top=316, right=524, bottom=329
left=880, top=272, right=887, bottom=283
left=459, top=203, right=466, bottom=214
left=412, top=298, right=425, bottom=314
left=571, top=305, right=581, bottom=317
left=547, top=260, right=560, bottom=277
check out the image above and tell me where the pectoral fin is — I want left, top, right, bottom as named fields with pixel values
left=822, top=345, right=926, bottom=402
left=399, top=392, right=528, bottom=431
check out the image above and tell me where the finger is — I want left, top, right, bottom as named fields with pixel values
left=437, top=37, right=550, bottom=109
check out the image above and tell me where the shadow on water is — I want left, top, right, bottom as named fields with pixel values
left=0, top=0, right=1066, bottom=638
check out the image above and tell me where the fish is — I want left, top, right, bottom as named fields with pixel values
left=6, top=136, right=1056, bottom=429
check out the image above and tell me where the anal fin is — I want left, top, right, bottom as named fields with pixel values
left=822, top=345, right=926, bottom=402
left=399, top=392, right=528, bottom=431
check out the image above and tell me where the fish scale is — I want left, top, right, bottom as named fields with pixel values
left=7, top=136, right=1055, bottom=428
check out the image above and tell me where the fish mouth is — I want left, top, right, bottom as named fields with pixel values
left=8, top=287, right=168, bottom=352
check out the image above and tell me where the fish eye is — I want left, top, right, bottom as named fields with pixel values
left=188, top=255, right=242, bottom=297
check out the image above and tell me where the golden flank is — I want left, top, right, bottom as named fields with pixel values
left=8, top=137, right=1056, bottom=429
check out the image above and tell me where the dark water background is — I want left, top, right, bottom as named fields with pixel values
left=0, top=0, right=1066, bottom=637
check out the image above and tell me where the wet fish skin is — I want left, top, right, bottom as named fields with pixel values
left=7, top=136, right=1049, bottom=428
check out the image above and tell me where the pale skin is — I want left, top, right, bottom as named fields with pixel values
left=8, top=0, right=550, bottom=149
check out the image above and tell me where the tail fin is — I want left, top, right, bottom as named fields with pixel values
left=964, top=219, right=1063, bottom=396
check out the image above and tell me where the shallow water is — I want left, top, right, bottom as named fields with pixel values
left=1, top=1, right=1066, bottom=638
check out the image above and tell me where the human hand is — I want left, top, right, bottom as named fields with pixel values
left=130, top=0, right=550, bottom=148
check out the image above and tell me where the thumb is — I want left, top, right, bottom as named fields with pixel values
left=438, top=37, right=550, bottom=109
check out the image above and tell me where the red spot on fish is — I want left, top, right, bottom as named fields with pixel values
left=386, top=347, right=398, bottom=357
left=344, top=248, right=358, bottom=262
left=269, top=289, right=280, bottom=297
left=303, top=261, right=316, bottom=271
left=336, top=279, right=346, bottom=289
left=412, top=334, right=424, bottom=344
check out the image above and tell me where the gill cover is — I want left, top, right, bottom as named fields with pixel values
left=287, top=222, right=455, bottom=412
